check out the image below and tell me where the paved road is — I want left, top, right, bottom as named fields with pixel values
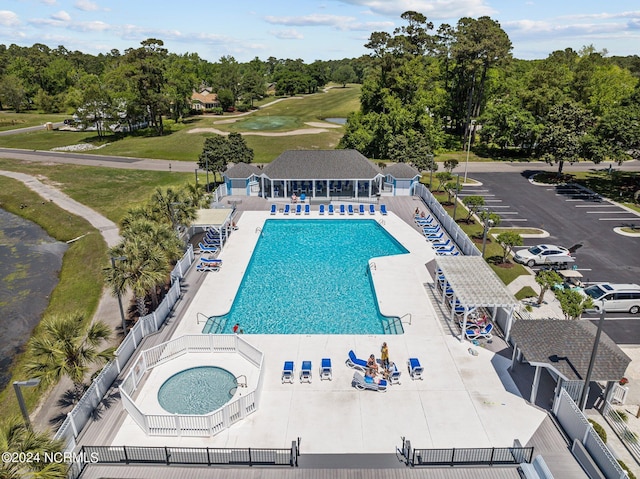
left=0, top=122, right=64, bottom=136
left=0, top=145, right=639, bottom=173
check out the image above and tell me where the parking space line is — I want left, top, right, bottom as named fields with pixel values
left=484, top=199, right=503, bottom=202
left=575, top=204, right=613, bottom=208
left=585, top=211, right=627, bottom=214
left=501, top=218, right=528, bottom=222
left=598, top=218, right=639, bottom=221
left=496, top=212, right=520, bottom=215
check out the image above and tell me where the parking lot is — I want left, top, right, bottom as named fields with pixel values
left=461, top=171, right=640, bottom=341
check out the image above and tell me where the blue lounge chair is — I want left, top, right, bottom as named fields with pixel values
left=300, top=360, right=312, bottom=383
left=304, top=204, right=310, bottom=215
left=388, top=362, right=401, bottom=385
left=422, top=225, right=441, bottom=234
left=320, top=358, right=332, bottom=381
left=437, top=246, right=457, bottom=255
left=465, top=323, right=493, bottom=340
left=270, top=204, right=277, bottom=215
left=196, top=258, right=222, bottom=272
left=198, top=242, right=219, bottom=253
left=352, top=372, right=387, bottom=392
left=348, top=204, right=354, bottom=215
left=345, top=350, right=368, bottom=372
left=426, top=232, right=445, bottom=241
left=328, top=204, right=335, bottom=215
left=369, top=204, right=375, bottom=215
left=339, top=204, right=346, bottom=215
left=295, top=204, right=302, bottom=215
left=433, top=239, right=452, bottom=249
left=284, top=204, right=290, bottom=215
left=380, top=204, right=388, bottom=215
left=282, top=361, right=294, bottom=383
left=407, top=358, right=424, bottom=380
left=415, top=215, right=434, bottom=224
left=358, top=204, right=365, bottom=215
left=319, top=204, right=325, bottom=215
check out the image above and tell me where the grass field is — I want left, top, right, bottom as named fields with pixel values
left=0, top=112, right=68, bottom=131
left=0, top=86, right=361, bottom=163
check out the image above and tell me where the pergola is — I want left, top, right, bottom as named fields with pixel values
left=192, top=208, right=234, bottom=244
left=435, top=256, right=519, bottom=342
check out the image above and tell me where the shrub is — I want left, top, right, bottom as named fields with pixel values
left=211, top=107, right=224, bottom=115
left=588, top=419, right=607, bottom=443
left=611, top=409, right=629, bottom=423
left=618, top=460, right=636, bottom=479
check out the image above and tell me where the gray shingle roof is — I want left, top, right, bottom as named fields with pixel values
left=383, top=163, right=420, bottom=179
left=224, top=163, right=262, bottom=179
left=263, top=150, right=382, bottom=180
left=510, top=319, right=630, bottom=381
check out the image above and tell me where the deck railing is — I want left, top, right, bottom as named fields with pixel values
left=53, top=247, right=195, bottom=450
left=119, top=334, right=263, bottom=438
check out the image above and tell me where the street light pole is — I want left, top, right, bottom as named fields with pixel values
left=463, top=120, right=475, bottom=183
left=110, top=256, right=127, bottom=336
left=13, top=378, right=40, bottom=428
left=579, top=307, right=606, bottom=411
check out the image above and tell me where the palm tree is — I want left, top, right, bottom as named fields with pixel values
left=106, top=236, right=169, bottom=316
left=120, top=218, right=183, bottom=264
left=0, top=417, right=67, bottom=478
left=150, top=187, right=197, bottom=230
left=24, top=314, right=114, bottom=396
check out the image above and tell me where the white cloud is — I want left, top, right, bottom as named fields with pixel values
left=40, top=0, right=57, bottom=4
left=334, top=0, right=495, bottom=19
left=0, top=10, right=20, bottom=27
left=271, top=29, right=304, bottom=40
left=264, top=13, right=392, bottom=32
left=74, top=0, right=99, bottom=12
left=51, top=11, right=71, bottom=22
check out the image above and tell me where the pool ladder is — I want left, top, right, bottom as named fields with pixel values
left=229, top=375, right=248, bottom=397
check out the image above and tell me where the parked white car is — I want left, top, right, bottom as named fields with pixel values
left=513, top=244, right=575, bottom=267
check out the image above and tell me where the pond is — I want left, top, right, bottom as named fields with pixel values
left=0, top=209, right=67, bottom=389
left=232, top=115, right=301, bottom=131
left=324, top=117, right=347, bottom=125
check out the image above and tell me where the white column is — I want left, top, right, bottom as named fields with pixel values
left=530, top=365, right=541, bottom=403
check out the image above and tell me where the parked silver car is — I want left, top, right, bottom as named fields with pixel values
left=513, top=244, right=574, bottom=267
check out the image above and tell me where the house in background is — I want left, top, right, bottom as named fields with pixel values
left=191, top=87, right=220, bottom=112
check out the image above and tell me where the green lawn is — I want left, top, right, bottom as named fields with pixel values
left=0, top=112, right=69, bottom=131
left=0, top=86, right=362, bottom=163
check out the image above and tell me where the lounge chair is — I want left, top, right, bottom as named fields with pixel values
left=282, top=361, right=294, bottom=384
left=339, top=204, right=346, bottom=215
left=304, top=204, right=310, bottom=215
left=388, top=362, right=401, bottom=385
left=348, top=204, right=354, bottom=215
left=358, top=204, right=365, bottom=215
left=345, top=350, right=368, bottom=372
left=432, top=240, right=452, bottom=249
left=415, top=215, right=434, bottom=224
left=422, top=225, right=441, bottom=234
left=270, top=204, right=277, bottom=215
left=380, top=204, right=388, bottom=215
left=407, top=358, right=424, bottom=380
left=300, top=360, right=312, bottom=383
left=351, top=372, right=387, bottom=392
left=319, top=204, right=325, bottom=215
left=198, top=242, right=219, bottom=253
left=465, top=323, right=493, bottom=340
left=437, top=246, right=457, bottom=255
left=196, top=259, right=221, bottom=272
left=320, top=358, right=332, bottom=381
left=426, top=232, right=445, bottom=241
left=369, top=204, right=375, bottom=215
left=328, top=204, right=335, bottom=215
left=284, top=204, right=290, bottom=215
left=295, top=204, right=302, bottom=215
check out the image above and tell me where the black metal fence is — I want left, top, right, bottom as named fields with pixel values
left=401, top=439, right=533, bottom=467
left=68, top=442, right=299, bottom=478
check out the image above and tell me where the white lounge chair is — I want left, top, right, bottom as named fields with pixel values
left=352, top=372, right=387, bottom=392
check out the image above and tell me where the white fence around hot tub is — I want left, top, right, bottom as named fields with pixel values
left=119, top=334, right=264, bottom=437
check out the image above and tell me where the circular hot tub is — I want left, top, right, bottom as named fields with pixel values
left=157, top=366, right=237, bottom=415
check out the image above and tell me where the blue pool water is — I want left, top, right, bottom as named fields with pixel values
left=157, top=366, right=237, bottom=415
left=203, top=219, right=408, bottom=334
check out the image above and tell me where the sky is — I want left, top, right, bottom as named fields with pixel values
left=1, top=0, right=639, bottom=63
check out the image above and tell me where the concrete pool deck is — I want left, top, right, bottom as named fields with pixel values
left=111, top=210, right=548, bottom=453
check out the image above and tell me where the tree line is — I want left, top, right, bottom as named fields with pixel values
left=339, top=11, right=640, bottom=172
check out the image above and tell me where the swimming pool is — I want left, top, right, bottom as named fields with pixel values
left=157, top=366, right=237, bottom=415
left=203, top=219, right=408, bottom=334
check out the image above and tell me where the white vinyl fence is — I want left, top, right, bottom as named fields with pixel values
left=120, top=334, right=263, bottom=437
left=54, top=246, right=195, bottom=450
left=413, top=183, right=480, bottom=256
left=554, top=388, right=627, bottom=479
